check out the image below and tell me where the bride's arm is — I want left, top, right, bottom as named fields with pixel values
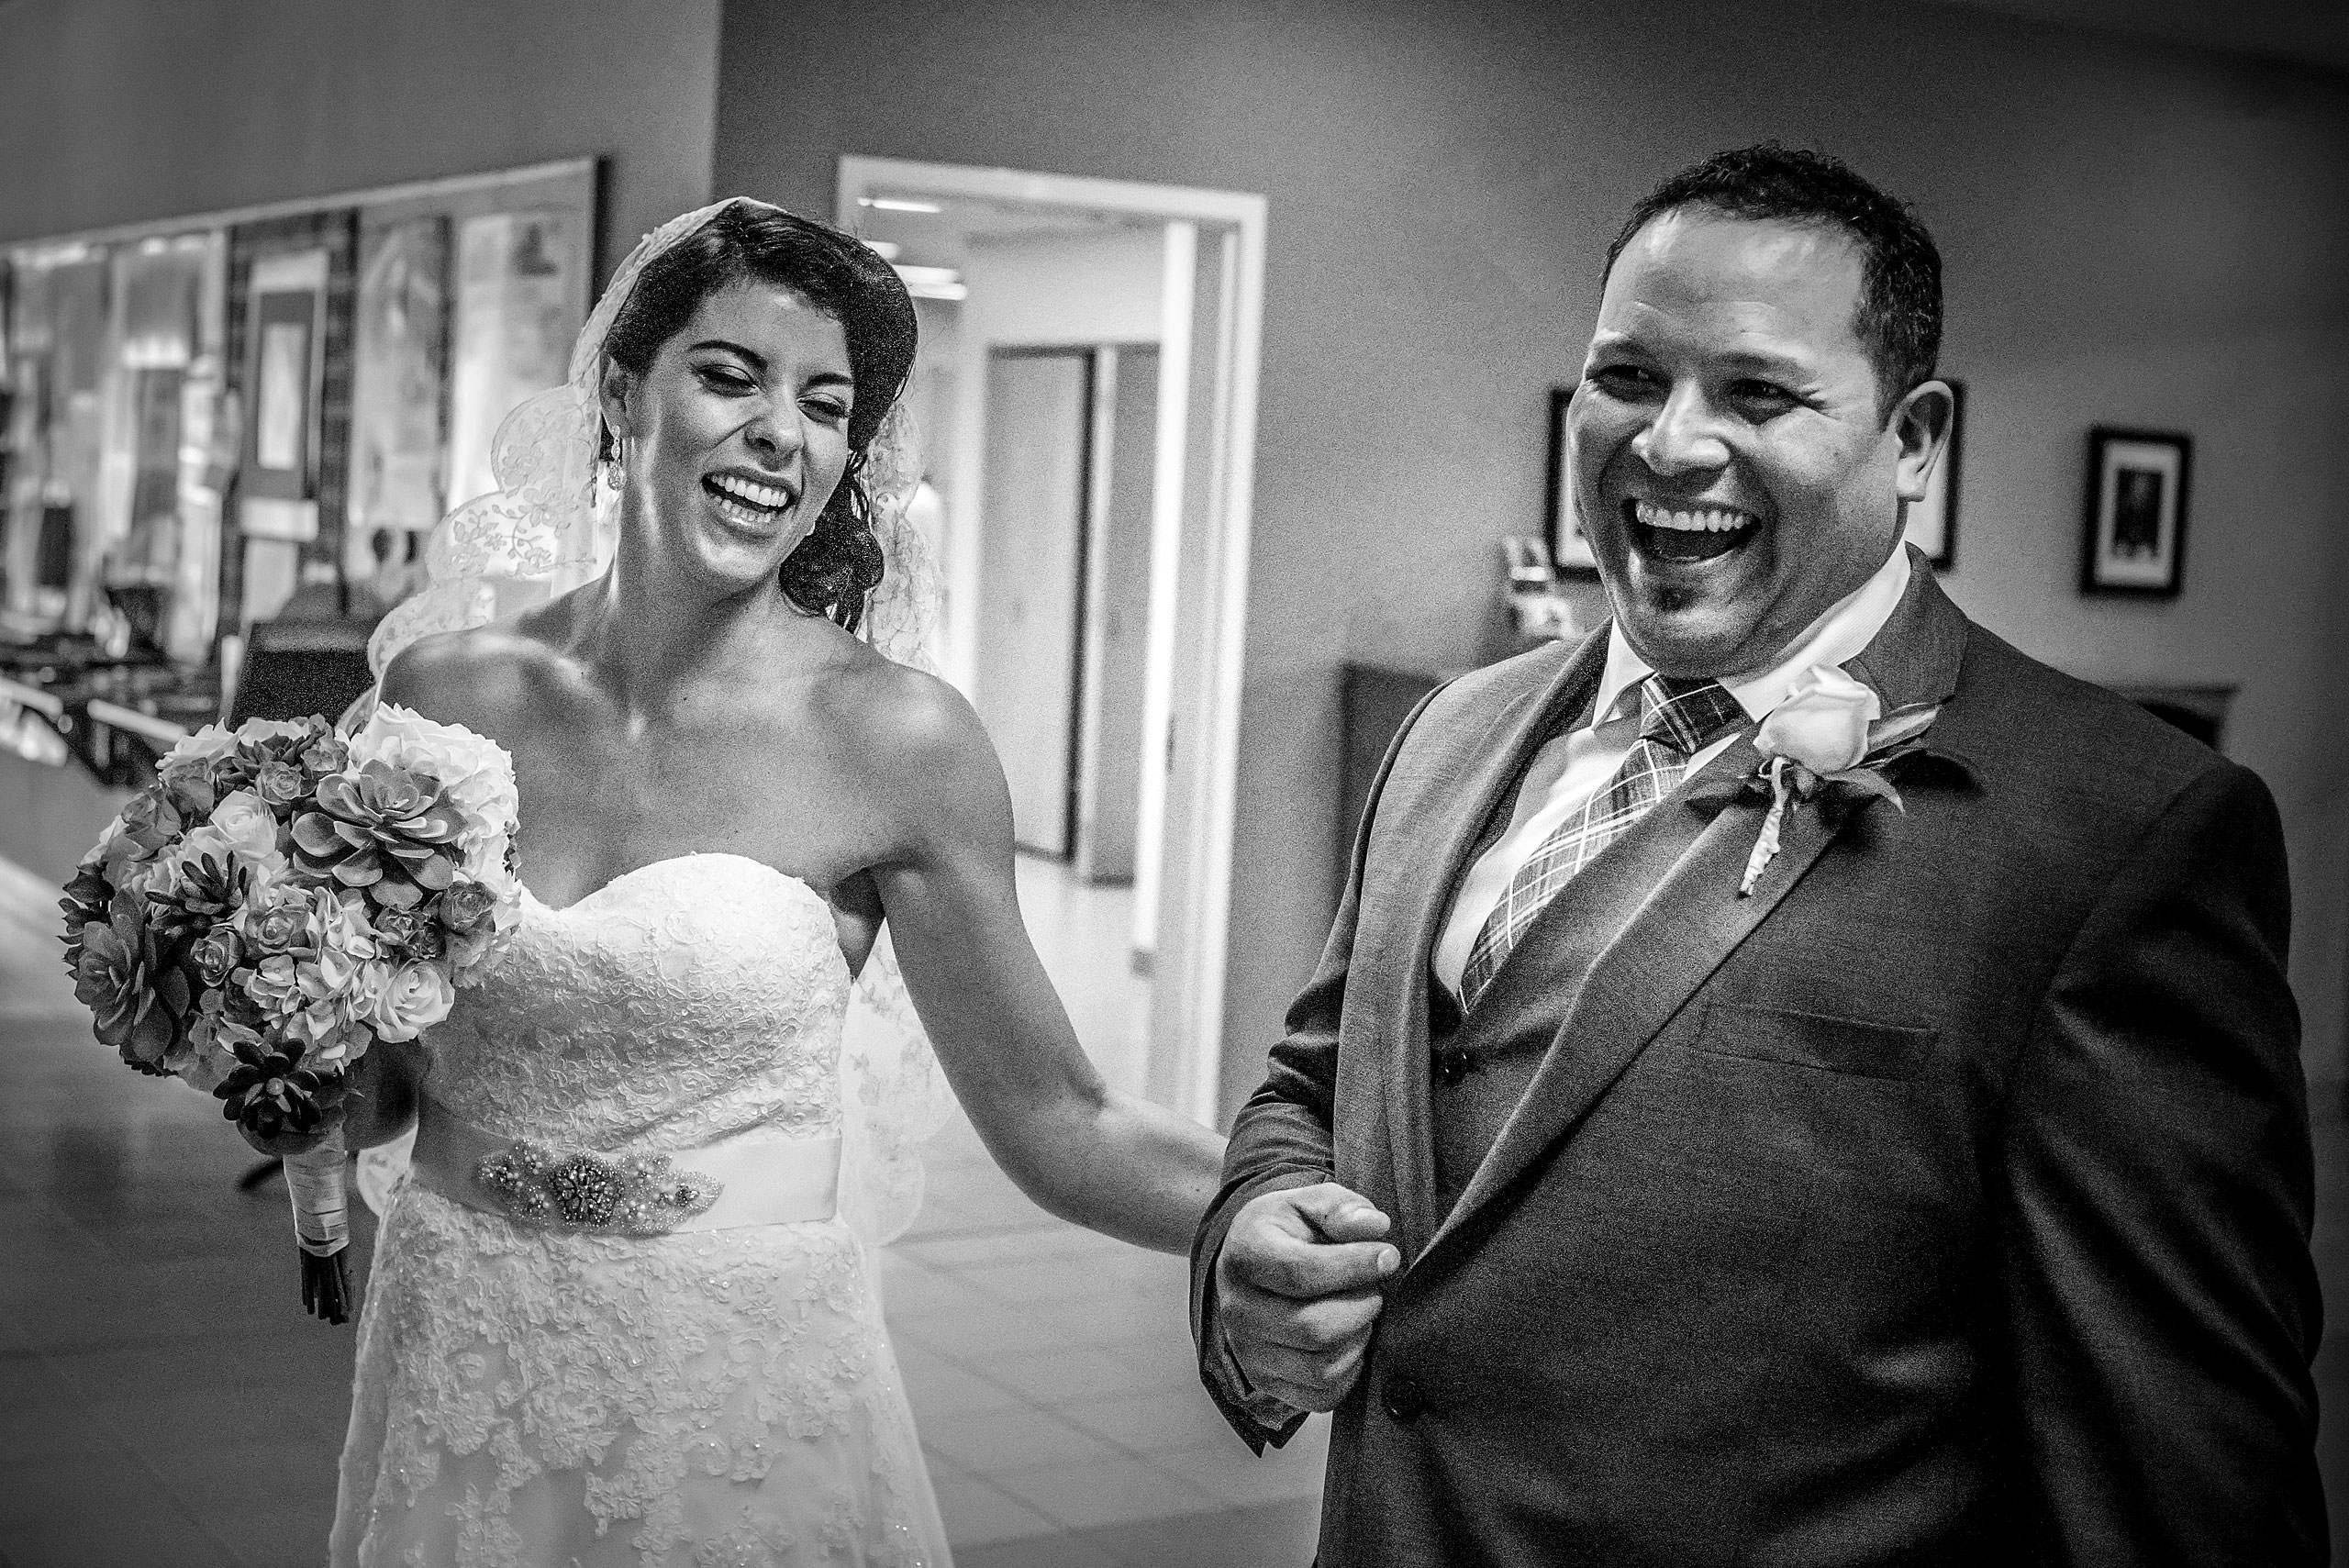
left=861, top=677, right=1226, bottom=1255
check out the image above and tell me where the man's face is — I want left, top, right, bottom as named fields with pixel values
left=1567, top=209, right=1943, bottom=678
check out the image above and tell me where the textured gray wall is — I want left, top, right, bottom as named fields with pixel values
left=716, top=0, right=2349, bottom=1114
left=0, top=0, right=721, bottom=272
left=10, top=0, right=2338, bottom=1108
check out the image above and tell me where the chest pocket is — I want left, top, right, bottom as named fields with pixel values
left=1694, top=1001, right=1938, bottom=1081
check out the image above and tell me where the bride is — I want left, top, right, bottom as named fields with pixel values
left=271, top=199, right=1227, bottom=1566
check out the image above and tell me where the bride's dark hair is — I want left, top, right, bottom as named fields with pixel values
left=599, top=202, right=918, bottom=633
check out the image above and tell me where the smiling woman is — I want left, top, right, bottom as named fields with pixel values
left=596, top=203, right=917, bottom=630
left=602, top=283, right=857, bottom=590
left=286, top=199, right=1228, bottom=1567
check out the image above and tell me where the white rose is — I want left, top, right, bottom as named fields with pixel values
left=159, top=723, right=240, bottom=771
left=117, top=856, right=178, bottom=900
left=166, top=825, right=234, bottom=873
left=1755, top=665, right=1880, bottom=774
left=207, top=789, right=284, bottom=862
left=231, top=717, right=311, bottom=747
left=367, top=961, right=455, bottom=1042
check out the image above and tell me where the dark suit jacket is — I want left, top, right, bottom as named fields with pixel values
left=1192, top=563, right=2325, bottom=1565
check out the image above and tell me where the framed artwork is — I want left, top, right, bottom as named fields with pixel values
left=1543, top=386, right=1598, bottom=574
left=239, top=247, right=328, bottom=541
left=2082, top=427, right=2189, bottom=597
left=446, top=209, right=581, bottom=509
left=1901, top=378, right=1963, bottom=571
left=345, top=214, right=451, bottom=601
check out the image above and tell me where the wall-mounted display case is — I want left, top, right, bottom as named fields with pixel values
left=0, top=160, right=597, bottom=840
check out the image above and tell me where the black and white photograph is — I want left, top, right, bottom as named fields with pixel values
left=1544, top=385, right=1599, bottom=573
left=0, top=5, right=2341, bottom=1567
left=2083, top=425, right=2190, bottom=596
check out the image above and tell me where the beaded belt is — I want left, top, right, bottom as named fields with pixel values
left=411, top=1102, right=841, bottom=1236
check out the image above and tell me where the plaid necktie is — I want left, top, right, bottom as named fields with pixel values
left=1457, top=674, right=1748, bottom=1008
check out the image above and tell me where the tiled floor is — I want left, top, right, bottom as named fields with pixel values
left=0, top=852, right=1325, bottom=1568
left=2, top=848, right=2343, bottom=1566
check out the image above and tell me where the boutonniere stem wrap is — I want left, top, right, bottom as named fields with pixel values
left=1738, top=665, right=1939, bottom=896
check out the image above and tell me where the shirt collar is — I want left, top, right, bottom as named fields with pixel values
left=1591, top=545, right=1914, bottom=728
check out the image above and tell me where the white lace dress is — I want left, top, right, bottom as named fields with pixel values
left=330, top=853, right=951, bottom=1567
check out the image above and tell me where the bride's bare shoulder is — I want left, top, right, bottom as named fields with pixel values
left=816, top=651, right=1008, bottom=828
left=377, top=615, right=584, bottom=734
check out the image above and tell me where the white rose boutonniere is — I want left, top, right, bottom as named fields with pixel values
left=1740, top=665, right=1940, bottom=895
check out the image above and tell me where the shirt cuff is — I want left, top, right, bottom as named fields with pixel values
left=1217, top=1323, right=1308, bottom=1430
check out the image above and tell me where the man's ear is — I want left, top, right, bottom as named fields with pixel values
left=1891, top=380, right=1955, bottom=504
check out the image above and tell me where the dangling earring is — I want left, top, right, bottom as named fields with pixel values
left=602, top=450, right=626, bottom=493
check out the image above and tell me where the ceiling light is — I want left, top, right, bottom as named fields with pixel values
left=891, top=264, right=966, bottom=301
left=859, top=196, right=942, bottom=214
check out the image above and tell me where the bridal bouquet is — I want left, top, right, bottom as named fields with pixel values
left=59, top=707, right=519, bottom=1322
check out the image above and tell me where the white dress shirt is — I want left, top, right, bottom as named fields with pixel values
left=1429, top=546, right=1914, bottom=999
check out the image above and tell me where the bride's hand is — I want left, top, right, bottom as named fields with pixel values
left=238, top=1122, right=336, bottom=1159
left=236, top=1039, right=429, bottom=1159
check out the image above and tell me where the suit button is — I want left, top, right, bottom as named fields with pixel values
left=1382, top=1371, right=1425, bottom=1422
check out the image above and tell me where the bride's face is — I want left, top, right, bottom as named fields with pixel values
left=605, top=280, right=856, bottom=593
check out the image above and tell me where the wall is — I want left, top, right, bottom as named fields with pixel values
left=718, top=0, right=2349, bottom=1114
left=961, top=228, right=1167, bottom=346
left=0, top=0, right=721, bottom=274
left=942, top=227, right=1165, bottom=694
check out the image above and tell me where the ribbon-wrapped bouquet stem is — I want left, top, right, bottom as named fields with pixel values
left=60, top=707, right=518, bottom=1322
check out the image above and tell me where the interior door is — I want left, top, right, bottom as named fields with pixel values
left=974, top=347, right=1094, bottom=858
left=1074, top=345, right=1158, bottom=884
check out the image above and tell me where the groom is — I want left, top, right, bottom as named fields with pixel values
left=1192, top=145, right=2326, bottom=1564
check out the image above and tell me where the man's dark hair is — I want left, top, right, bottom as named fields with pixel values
left=1604, top=144, right=1942, bottom=420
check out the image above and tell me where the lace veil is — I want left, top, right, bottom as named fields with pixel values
left=360, top=199, right=952, bottom=1247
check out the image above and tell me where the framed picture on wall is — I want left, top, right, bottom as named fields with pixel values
left=1544, top=387, right=1598, bottom=574
left=239, top=247, right=328, bottom=542
left=1901, top=378, right=1963, bottom=571
left=2081, top=427, right=2189, bottom=597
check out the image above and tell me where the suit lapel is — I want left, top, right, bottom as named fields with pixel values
left=1417, top=562, right=1976, bottom=1267
left=1848, top=547, right=1969, bottom=715
left=1370, top=632, right=1607, bottom=1254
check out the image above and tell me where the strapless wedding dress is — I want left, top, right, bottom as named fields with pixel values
left=331, top=852, right=950, bottom=1567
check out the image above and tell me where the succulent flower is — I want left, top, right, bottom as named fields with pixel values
left=164, top=769, right=220, bottom=824
left=188, top=988, right=262, bottom=1050
left=291, top=762, right=463, bottom=907
left=438, top=881, right=497, bottom=935
left=254, top=761, right=307, bottom=808
left=241, top=886, right=309, bottom=955
left=59, top=865, right=115, bottom=975
left=114, top=789, right=184, bottom=860
left=301, top=733, right=349, bottom=777
left=150, top=850, right=248, bottom=945
left=374, top=907, right=446, bottom=962
left=191, top=924, right=243, bottom=988
left=213, top=1038, right=347, bottom=1140
left=72, top=896, right=186, bottom=1073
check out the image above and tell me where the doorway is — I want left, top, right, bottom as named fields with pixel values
left=974, top=342, right=1158, bottom=876
left=837, top=158, right=1266, bottom=1124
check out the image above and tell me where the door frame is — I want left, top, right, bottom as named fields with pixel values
left=837, top=156, right=1267, bottom=1125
